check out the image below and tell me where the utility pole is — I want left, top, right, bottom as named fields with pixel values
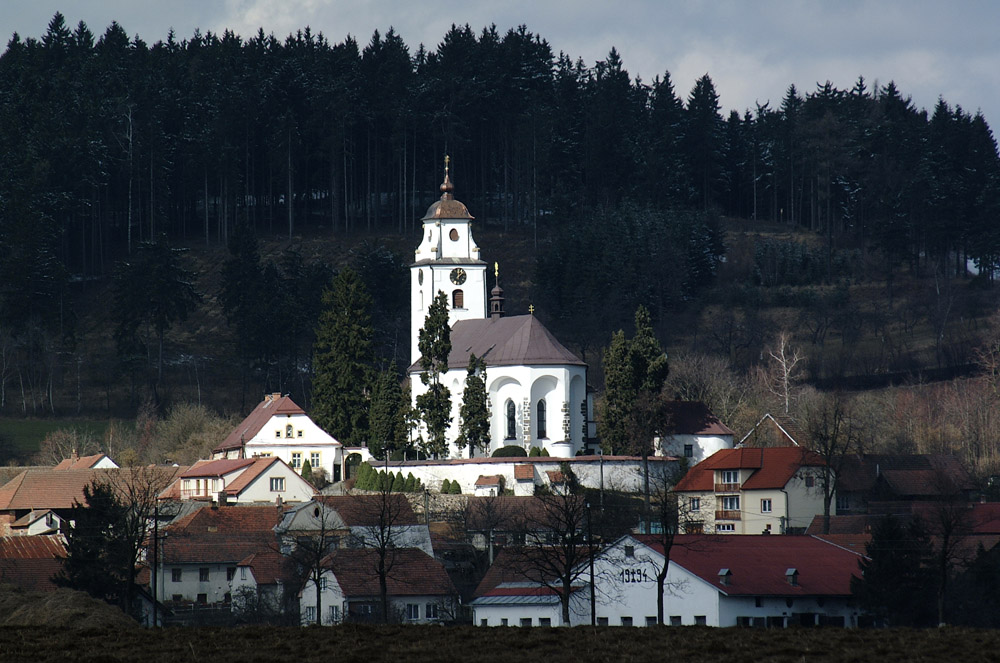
left=587, top=501, right=595, bottom=626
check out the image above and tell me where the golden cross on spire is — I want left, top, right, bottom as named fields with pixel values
left=494, top=262, right=499, bottom=279
left=528, top=304, right=535, bottom=315
left=444, top=154, right=450, bottom=176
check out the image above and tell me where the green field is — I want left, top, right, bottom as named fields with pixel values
left=0, top=624, right=997, bottom=663
left=0, top=418, right=112, bottom=457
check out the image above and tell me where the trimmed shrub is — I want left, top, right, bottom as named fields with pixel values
left=449, top=480, right=462, bottom=494
left=540, top=448, right=550, bottom=457
left=492, top=446, right=528, bottom=458
left=440, top=478, right=452, bottom=493
left=404, top=473, right=416, bottom=492
left=529, top=446, right=540, bottom=457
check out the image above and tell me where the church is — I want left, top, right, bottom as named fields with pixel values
left=408, top=160, right=593, bottom=458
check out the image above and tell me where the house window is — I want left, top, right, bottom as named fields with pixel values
left=199, top=568, right=209, bottom=582
left=320, top=578, right=329, bottom=591
left=836, top=494, right=849, bottom=512
left=270, top=477, right=285, bottom=492
left=197, top=593, right=207, bottom=605
left=226, top=567, right=236, bottom=581
left=722, top=470, right=739, bottom=484
left=805, top=475, right=815, bottom=488
left=761, top=498, right=772, bottom=513
left=240, top=567, right=247, bottom=581
left=407, top=604, right=420, bottom=621
left=329, top=605, right=340, bottom=623
left=695, top=615, right=707, bottom=626
left=683, top=444, right=693, bottom=458
left=480, top=619, right=488, bottom=627
left=501, top=618, right=509, bottom=627
left=224, top=592, right=232, bottom=604
left=304, top=606, right=316, bottom=623
left=670, top=616, right=682, bottom=626
left=505, top=400, right=516, bottom=439
left=426, top=603, right=439, bottom=620
left=537, top=400, right=547, bottom=439
left=539, top=618, right=552, bottom=627
left=286, top=424, right=294, bottom=438
left=646, top=616, right=657, bottom=627
left=621, top=616, right=633, bottom=627
left=716, top=523, right=735, bottom=532
left=275, top=430, right=281, bottom=439
left=291, top=452, right=302, bottom=469
left=597, top=617, right=609, bottom=626
left=722, top=495, right=740, bottom=511
left=689, top=497, right=700, bottom=512
left=311, top=452, right=321, bottom=468
left=520, top=618, right=532, bottom=627
left=624, top=545, right=635, bottom=558
left=171, top=568, right=182, bottom=583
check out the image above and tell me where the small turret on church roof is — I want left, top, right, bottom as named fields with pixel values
left=422, top=155, right=474, bottom=221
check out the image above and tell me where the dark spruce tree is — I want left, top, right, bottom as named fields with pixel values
left=311, top=267, right=375, bottom=445
left=457, top=353, right=490, bottom=457
left=368, top=367, right=409, bottom=460
left=415, top=290, right=452, bottom=458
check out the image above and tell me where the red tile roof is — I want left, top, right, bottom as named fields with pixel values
left=237, top=550, right=295, bottom=585
left=53, top=454, right=112, bottom=470
left=321, top=548, right=456, bottom=598
left=213, top=394, right=307, bottom=454
left=0, top=467, right=185, bottom=512
left=162, top=505, right=282, bottom=564
left=634, top=534, right=862, bottom=596
left=475, top=475, right=503, bottom=487
left=546, top=470, right=565, bottom=484
left=180, top=458, right=257, bottom=479
left=664, top=401, right=735, bottom=436
left=673, top=447, right=826, bottom=492
left=0, top=535, right=66, bottom=592
left=224, top=457, right=299, bottom=496
left=514, top=464, right=534, bottom=481
left=316, top=495, right=419, bottom=527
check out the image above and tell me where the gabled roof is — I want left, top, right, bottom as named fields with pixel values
left=410, top=314, right=585, bottom=373
left=664, top=401, right=735, bottom=436
left=673, top=447, right=826, bottom=492
left=53, top=454, right=116, bottom=470
left=237, top=550, right=294, bottom=585
left=475, top=475, right=503, bottom=487
left=514, top=464, right=534, bottom=481
left=0, top=466, right=185, bottom=512
left=320, top=548, right=456, bottom=598
left=162, top=505, right=282, bottom=565
left=213, top=394, right=308, bottom=454
left=10, top=509, right=58, bottom=530
left=739, top=413, right=806, bottom=447
left=633, top=534, right=861, bottom=597
left=471, top=547, right=583, bottom=603
left=0, top=535, right=66, bottom=592
left=315, top=495, right=420, bottom=527
left=224, top=457, right=304, bottom=497
left=180, top=458, right=257, bottom=479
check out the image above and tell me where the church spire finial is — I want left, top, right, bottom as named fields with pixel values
left=440, top=154, right=454, bottom=200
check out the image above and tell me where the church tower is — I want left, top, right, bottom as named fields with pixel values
left=411, top=157, right=487, bottom=364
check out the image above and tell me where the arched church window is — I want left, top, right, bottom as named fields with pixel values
left=452, top=289, right=464, bottom=309
left=537, top=400, right=547, bottom=439
left=505, top=400, right=516, bottom=440
left=286, top=424, right=293, bottom=439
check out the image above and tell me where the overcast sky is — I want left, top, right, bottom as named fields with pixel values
left=4, top=1, right=1000, bottom=130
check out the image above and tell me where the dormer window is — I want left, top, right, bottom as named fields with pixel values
left=785, top=568, right=799, bottom=586
left=722, top=470, right=738, bottom=484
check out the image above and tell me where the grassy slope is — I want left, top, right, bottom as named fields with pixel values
left=0, top=624, right=998, bottom=663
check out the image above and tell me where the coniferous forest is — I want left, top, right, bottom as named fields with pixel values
left=3, top=13, right=1000, bottom=446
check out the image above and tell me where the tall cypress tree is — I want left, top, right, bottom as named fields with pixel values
left=312, top=267, right=374, bottom=444
left=416, top=290, right=452, bottom=457
left=457, top=353, right=490, bottom=457
left=368, top=366, right=409, bottom=459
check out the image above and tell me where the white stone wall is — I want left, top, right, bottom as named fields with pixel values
left=382, top=457, right=672, bottom=495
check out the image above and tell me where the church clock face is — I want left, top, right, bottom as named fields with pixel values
left=450, top=268, right=467, bottom=285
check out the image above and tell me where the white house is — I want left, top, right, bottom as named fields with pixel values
left=673, top=447, right=829, bottom=535
left=408, top=160, right=593, bottom=459
left=53, top=453, right=119, bottom=470
left=165, top=457, right=315, bottom=505
left=471, top=534, right=864, bottom=628
left=299, top=548, right=458, bottom=625
left=8, top=509, right=63, bottom=536
left=657, top=401, right=735, bottom=464
left=229, top=550, right=293, bottom=620
left=211, top=393, right=344, bottom=482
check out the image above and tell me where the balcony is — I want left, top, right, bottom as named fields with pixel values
left=714, top=483, right=740, bottom=493
left=715, top=510, right=741, bottom=521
